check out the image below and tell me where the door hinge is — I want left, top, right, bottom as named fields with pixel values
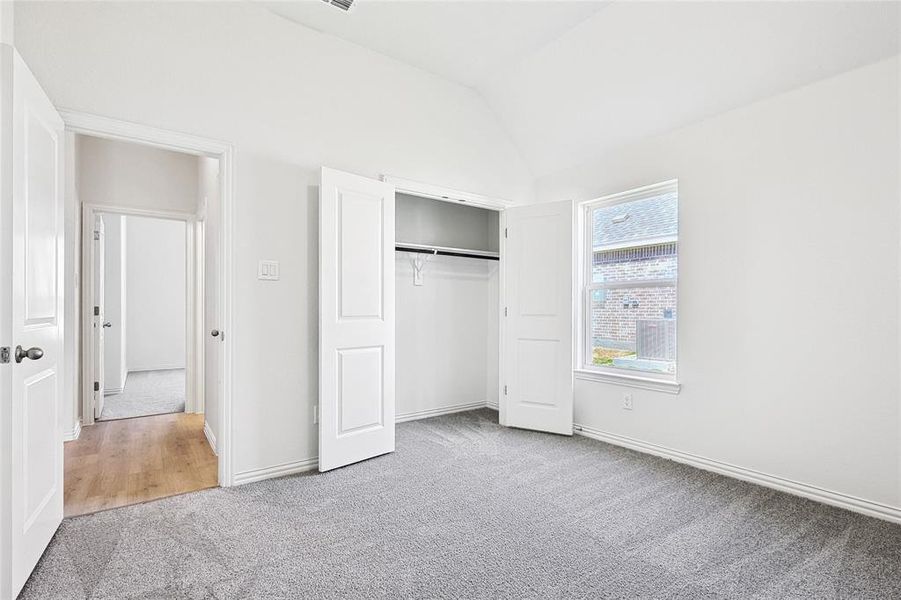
left=503, top=385, right=508, bottom=396
left=94, top=305, right=100, bottom=316
left=504, top=307, right=508, bottom=317
left=93, top=381, right=100, bottom=392
left=504, top=227, right=508, bottom=239
left=93, top=230, right=101, bottom=241
left=0, top=347, right=9, bottom=364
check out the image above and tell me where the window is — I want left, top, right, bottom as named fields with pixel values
left=580, top=181, right=678, bottom=383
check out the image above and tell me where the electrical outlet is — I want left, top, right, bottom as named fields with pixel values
left=622, top=394, right=634, bottom=410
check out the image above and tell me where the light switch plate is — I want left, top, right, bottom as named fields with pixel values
left=258, top=260, right=280, bottom=281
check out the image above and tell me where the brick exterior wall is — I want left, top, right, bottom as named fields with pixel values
left=591, top=253, right=677, bottom=350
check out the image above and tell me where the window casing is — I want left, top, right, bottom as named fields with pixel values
left=579, top=180, right=679, bottom=386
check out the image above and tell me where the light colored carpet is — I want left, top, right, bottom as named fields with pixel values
left=22, top=409, right=901, bottom=599
left=99, top=369, right=185, bottom=421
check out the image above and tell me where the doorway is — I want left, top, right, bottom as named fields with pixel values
left=64, top=130, right=228, bottom=516
left=92, top=212, right=188, bottom=421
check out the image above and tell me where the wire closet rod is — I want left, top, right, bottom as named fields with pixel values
left=395, top=242, right=500, bottom=261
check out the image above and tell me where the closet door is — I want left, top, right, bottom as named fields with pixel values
left=319, top=167, right=395, bottom=471
left=502, top=201, right=574, bottom=435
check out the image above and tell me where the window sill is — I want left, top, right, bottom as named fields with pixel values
left=574, top=369, right=681, bottom=394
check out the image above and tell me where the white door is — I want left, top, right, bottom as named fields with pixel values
left=319, top=167, right=395, bottom=472
left=93, top=215, right=106, bottom=418
left=203, top=158, right=222, bottom=449
left=502, top=201, right=574, bottom=435
left=2, top=49, right=66, bottom=598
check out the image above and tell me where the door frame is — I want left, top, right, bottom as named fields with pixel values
left=80, top=202, right=199, bottom=421
left=380, top=175, right=513, bottom=421
left=63, top=110, right=237, bottom=487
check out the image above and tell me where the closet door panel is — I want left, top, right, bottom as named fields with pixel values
left=502, top=200, right=574, bottom=435
left=319, top=167, right=395, bottom=472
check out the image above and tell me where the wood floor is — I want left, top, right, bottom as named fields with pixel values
left=64, top=412, right=218, bottom=517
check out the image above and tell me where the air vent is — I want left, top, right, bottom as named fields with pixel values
left=322, top=0, right=353, bottom=11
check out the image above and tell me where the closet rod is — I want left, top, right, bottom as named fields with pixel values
left=395, top=242, right=500, bottom=261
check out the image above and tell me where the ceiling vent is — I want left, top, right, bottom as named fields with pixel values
left=322, top=0, right=354, bottom=11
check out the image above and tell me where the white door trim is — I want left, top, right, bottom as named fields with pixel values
left=62, top=110, right=237, bottom=487
left=381, top=174, right=514, bottom=211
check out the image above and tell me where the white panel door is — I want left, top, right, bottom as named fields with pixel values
left=319, top=167, right=395, bottom=472
left=3, top=50, right=65, bottom=598
left=93, top=215, right=106, bottom=418
left=502, top=201, right=574, bottom=435
left=203, top=160, right=222, bottom=447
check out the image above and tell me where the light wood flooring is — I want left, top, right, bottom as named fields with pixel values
left=64, top=412, right=218, bottom=517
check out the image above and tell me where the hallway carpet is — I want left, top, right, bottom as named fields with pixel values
left=21, top=409, right=901, bottom=599
left=99, top=369, right=185, bottom=421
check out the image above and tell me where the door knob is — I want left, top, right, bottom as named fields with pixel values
left=211, top=329, right=220, bottom=337
left=103, top=322, right=112, bottom=328
left=15, top=346, right=43, bottom=363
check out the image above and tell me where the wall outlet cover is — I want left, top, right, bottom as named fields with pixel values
left=258, top=260, right=280, bottom=281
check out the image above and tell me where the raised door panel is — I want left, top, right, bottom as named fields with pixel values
left=338, top=190, right=384, bottom=320
left=24, top=113, right=60, bottom=324
left=23, top=370, right=58, bottom=526
left=337, top=346, right=385, bottom=435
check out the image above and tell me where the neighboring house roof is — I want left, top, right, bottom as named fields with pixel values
left=593, top=192, right=677, bottom=250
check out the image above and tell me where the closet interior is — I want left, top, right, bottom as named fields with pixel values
left=394, top=192, right=501, bottom=421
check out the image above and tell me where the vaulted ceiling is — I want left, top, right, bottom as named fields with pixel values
left=260, top=0, right=900, bottom=178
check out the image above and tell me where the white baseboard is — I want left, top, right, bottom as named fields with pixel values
left=486, top=400, right=499, bottom=410
left=203, top=421, right=217, bottom=456
left=395, top=400, right=487, bottom=423
left=233, top=457, right=318, bottom=486
left=62, top=420, right=81, bottom=442
left=574, top=423, right=901, bottom=525
left=104, top=387, right=123, bottom=396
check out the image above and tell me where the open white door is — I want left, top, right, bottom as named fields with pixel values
left=203, top=158, right=222, bottom=453
left=502, top=200, right=574, bottom=435
left=319, top=167, right=395, bottom=472
left=1, top=49, right=66, bottom=598
left=92, top=215, right=106, bottom=419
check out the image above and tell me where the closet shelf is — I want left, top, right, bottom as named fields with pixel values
left=395, top=242, right=499, bottom=261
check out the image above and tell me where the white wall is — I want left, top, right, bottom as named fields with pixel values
left=76, top=134, right=199, bottom=213
left=396, top=255, right=498, bottom=418
left=125, top=216, right=186, bottom=372
left=536, top=57, right=901, bottom=508
left=101, top=214, right=127, bottom=392
left=396, top=193, right=498, bottom=252
left=14, top=1, right=532, bottom=477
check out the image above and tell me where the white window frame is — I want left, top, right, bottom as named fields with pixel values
left=575, top=179, right=681, bottom=394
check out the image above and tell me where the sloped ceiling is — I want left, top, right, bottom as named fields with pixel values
left=261, top=1, right=900, bottom=179
left=257, top=0, right=607, bottom=88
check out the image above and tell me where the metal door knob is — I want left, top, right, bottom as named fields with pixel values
left=103, top=322, right=112, bottom=328
left=15, top=346, right=43, bottom=363
left=211, top=329, right=220, bottom=337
